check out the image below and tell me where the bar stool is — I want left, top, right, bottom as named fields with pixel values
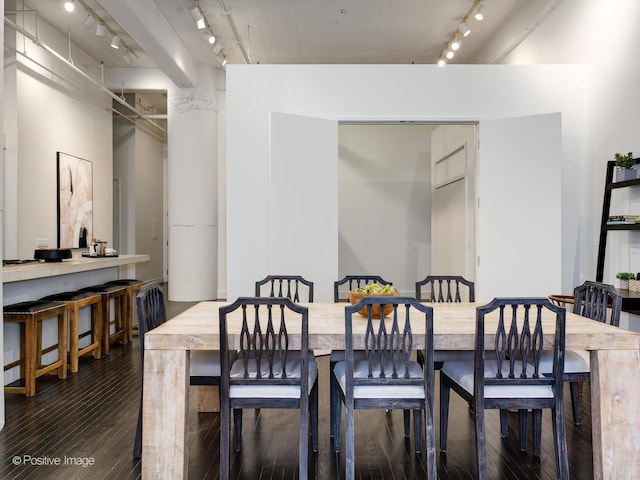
left=80, top=283, right=129, bottom=355
left=3, top=300, right=68, bottom=397
left=105, top=279, right=146, bottom=340
left=40, top=291, right=102, bottom=373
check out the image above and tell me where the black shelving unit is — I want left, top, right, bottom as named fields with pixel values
left=596, top=160, right=640, bottom=312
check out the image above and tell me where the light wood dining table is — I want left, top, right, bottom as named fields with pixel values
left=141, top=301, right=640, bottom=479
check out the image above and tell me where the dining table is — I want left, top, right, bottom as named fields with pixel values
left=141, top=301, right=640, bottom=479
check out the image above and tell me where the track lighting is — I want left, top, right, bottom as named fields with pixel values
left=437, top=58, right=446, bottom=67
left=212, top=43, right=223, bottom=54
left=436, top=0, right=486, bottom=64
left=95, top=23, right=106, bottom=37
left=122, top=51, right=133, bottom=64
left=63, top=1, right=76, bottom=13
left=190, top=4, right=206, bottom=29
left=110, top=35, right=121, bottom=49
left=202, top=32, right=216, bottom=44
left=82, top=14, right=96, bottom=28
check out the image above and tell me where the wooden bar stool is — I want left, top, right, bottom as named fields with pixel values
left=40, top=291, right=102, bottom=373
left=3, top=300, right=68, bottom=397
left=80, top=284, right=129, bottom=355
left=105, top=279, right=146, bottom=340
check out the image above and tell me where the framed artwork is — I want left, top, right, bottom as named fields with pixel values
left=57, top=152, right=93, bottom=248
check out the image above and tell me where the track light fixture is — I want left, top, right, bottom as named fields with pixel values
left=63, top=1, right=76, bottom=13
left=95, top=23, right=106, bottom=37
left=82, top=13, right=96, bottom=28
left=122, top=50, right=133, bottom=64
left=437, top=0, right=486, bottom=65
left=190, top=3, right=206, bottom=29
left=202, top=32, right=216, bottom=44
left=110, top=34, right=121, bottom=49
left=212, top=42, right=223, bottom=54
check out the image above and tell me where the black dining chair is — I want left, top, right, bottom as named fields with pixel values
left=332, top=295, right=436, bottom=480
left=542, top=280, right=622, bottom=425
left=132, top=283, right=221, bottom=459
left=255, top=274, right=314, bottom=302
left=330, top=275, right=394, bottom=438
left=439, top=297, right=569, bottom=479
left=219, top=297, right=318, bottom=480
left=415, top=275, right=475, bottom=369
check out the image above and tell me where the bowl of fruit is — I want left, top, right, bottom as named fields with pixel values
left=348, top=283, right=399, bottom=318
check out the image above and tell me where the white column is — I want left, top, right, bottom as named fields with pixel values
left=167, top=65, right=218, bottom=301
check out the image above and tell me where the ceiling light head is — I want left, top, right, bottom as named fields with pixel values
left=122, top=51, right=133, bottom=64
left=212, top=42, right=223, bottom=54
left=458, top=23, right=471, bottom=37
left=63, top=1, right=76, bottom=13
left=196, top=17, right=206, bottom=29
left=110, top=34, right=121, bottom=49
left=95, top=23, right=107, bottom=37
left=437, top=58, right=446, bottom=67
left=451, top=39, right=460, bottom=51
left=82, top=14, right=96, bottom=28
left=475, top=3, right=485, bottom=21
left=445, top=49, right=454, bottom=60
left=202, top=32, right=216, bottom=44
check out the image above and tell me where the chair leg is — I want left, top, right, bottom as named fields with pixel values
left=439, top=379, right=450, bottom=451
left=345, top=401, right=355, bottom=480
left=329, top=360, right=337, bottom=438
left=518, top=409, right=528, bottom=452
left=220, top=400, right=230, bottom=480
left=310, top=379, right=319, bottom=453
left=133, top=394, right=143, bottom=459
left=299, top=393, right=309, bottom=480
left=333, top=390, right=342, bottom=452
left=532, top=409, right=542, bottom=457
left=474, top=400, right=488, bottom=480
left=413, top=409, right=422, bottom=453
left=403, top=410, right=411, bottom=438
left=569, top=381, right=582, bottom=425
left=233, top=408, right=243, bottom=452
left=500, top=409, right=508, bottom=438
left=552, top=405, right=570, bottom=479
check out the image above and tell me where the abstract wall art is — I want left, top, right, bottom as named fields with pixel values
left=57, top=152, right=93, bottom=248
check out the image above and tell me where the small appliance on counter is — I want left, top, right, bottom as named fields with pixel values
left=82, top=238, right=118, bottom=258
left=33, top=248, right=72, bottom=262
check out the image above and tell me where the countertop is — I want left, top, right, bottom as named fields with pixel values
left=2, top=254, right=150, bottom=283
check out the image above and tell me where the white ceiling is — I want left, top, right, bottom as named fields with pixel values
left=11, top=0, right=563, bottom=111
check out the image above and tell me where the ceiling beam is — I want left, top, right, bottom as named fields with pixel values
left=100, top=0, right=199, bottom=87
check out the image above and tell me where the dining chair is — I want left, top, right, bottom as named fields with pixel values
left=219, top=297, right=318, bottom=480
left=332, top=295, right=436, bottom=480
left=542, top=280, right=621, bottom=426
left=255, top=274, right=314, bottom=302
left=330, top=275, right=394, bottom=438
left=415, top=275, right=475, bottom=369
left=132, top=283, right=221, bottom=459
left=439, top=297, right=569, bottom=479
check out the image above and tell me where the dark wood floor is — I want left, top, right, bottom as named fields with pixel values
left=0, top=299, right=595, bottom=479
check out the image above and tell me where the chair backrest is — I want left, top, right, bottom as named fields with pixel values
left=572, top=280, right=622, bottom=327
left=333, top=275, right=393, bottom=302
left=255, top=275, right=314, bottom=302
left=219, top=297, right=310, bottom=393
left=344, top=296, right=434, bottom=391
left=415, top=275, right=475, bottom=302
left=135, top=283, right=168, bottom=355
left=476, top=298, right=566, bottom=399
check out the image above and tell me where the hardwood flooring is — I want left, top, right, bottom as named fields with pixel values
left=0, top=298, right=594, bottom=479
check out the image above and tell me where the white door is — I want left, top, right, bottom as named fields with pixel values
left=476, top=113, right=562, bottom=300
left=269, top=112, right=339, bottom=302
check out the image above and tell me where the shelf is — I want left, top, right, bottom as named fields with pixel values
left=607, top=177, right=640, bottom=190
left=605, top=223, right=640, bottom=231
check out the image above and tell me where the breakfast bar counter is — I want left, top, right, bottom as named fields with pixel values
left=2, top=254, right=150, bottom=283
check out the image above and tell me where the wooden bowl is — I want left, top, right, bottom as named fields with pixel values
left=348, top=291, right=400, bottom=318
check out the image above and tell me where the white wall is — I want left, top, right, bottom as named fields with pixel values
left=338, top=124, right=431, bottom=295
left=504, top=0, right=640, bottom=328
left=226, top=64, right=588, bottom=301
